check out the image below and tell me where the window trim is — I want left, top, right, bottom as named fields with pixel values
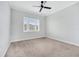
left=23, top=17, right=40, bottom=32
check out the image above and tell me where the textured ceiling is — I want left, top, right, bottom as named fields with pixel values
left=9, top=1, right=78, bottom=16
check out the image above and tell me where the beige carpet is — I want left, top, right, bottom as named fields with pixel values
left=5, top=37, right=79, bottom=57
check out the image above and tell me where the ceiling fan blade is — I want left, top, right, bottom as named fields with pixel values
left=39, top=7, right=43, bottom=12
left=44, top=6, right=51, bottom=9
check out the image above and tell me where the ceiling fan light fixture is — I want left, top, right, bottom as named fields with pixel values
left=33, top=1, right=52, bottom=12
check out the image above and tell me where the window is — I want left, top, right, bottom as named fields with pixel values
left=23, top=17, right=40, bottom=32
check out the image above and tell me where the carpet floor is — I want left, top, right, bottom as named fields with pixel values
left=5, top=37, right=79, bottom=57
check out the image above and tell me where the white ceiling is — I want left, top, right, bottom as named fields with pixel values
left=9, top=1, right=78, bottom=16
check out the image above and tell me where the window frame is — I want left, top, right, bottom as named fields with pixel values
left=23, top=17, right=40, bottom=32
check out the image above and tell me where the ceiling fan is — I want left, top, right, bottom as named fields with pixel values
left=34, top=1, right=52, bottom=12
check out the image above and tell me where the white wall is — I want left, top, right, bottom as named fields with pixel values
left=10, top=9, right=46, bottom=42
left=0, top=2, right=10, bottom=56
left=46, top=3, right=79, bottom=46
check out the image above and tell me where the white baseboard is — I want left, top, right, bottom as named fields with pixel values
left=0, top=41, right=11, bottom=57
left=10, top=36, right=45, bottom=43
left=11, top=35, right=79, bottom=47
left=47, top=35, right=79, bottom=47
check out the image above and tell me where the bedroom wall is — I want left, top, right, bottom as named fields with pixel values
left=0, top=2, right=10, bottom=56
left=10, top=9, right=46, bottom=42
left=46, top=2, right=79, bottom=46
